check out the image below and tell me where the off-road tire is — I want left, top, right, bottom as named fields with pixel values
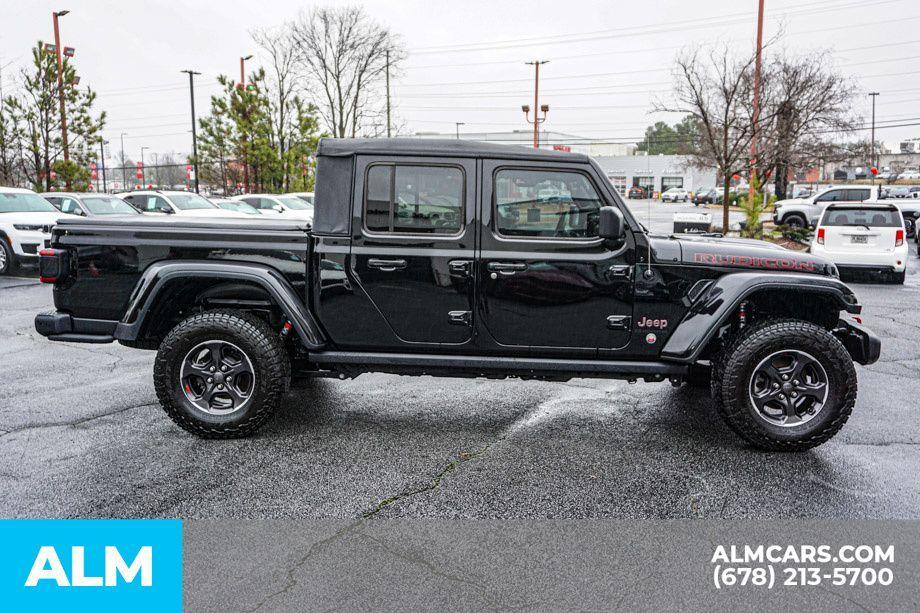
left=716, top=319, right=856, bottom=451
left=781, top=213, right=807, bottom=229
left=0, top=239, right=12, bottom=276
left=154, top=310, right=290, bottom=438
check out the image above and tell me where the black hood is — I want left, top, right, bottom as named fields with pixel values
left=651, top=234, right=836, bottom=276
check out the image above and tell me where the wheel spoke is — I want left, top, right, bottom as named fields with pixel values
left=749, top=349, right=829, bottom=428
left=797, top=380, right=827, bottom=401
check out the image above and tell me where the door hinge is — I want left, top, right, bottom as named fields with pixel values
left=606, top=315, right=631, bottom=331
left=448, top=310, right=472, bottom=326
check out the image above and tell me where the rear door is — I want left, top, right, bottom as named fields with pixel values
left=349, top=155, right=476, bottom=347
left=477, top=160, right=635, bottom=355
left=822, top=206, right=901, bottom=252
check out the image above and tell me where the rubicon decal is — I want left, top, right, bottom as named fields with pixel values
left=694, top=253, right=817, bottom=272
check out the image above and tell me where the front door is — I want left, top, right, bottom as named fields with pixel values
left=478, top=161, right=635, bottom=355
left=350, top=155, right=476, bottom=347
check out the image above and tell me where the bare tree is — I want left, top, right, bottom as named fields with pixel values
left=757, top=51, right=859, bottom=198
left=252, top=25, right=299, bottom=188
left=290, top=6, right=404, bottom=138
left=656, top=45, right=757, bottom=232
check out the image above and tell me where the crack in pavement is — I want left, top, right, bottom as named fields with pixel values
left=0, top=402, right=157, bottom=438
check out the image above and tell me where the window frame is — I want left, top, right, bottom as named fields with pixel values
left=361, top=161, right=467, bottom=238
left=491, top=165, right=608, bottom=242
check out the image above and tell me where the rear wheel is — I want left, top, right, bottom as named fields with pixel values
left=716, top=319, right=856, bottom=451
left=153, top=310, right=290, bottom=438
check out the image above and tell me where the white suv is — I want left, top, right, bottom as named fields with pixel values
left=661, top=187, right=689, bottom=203
left=773, top=185, right=878, bottom=228
left=811, top=202, right=908, bottom=284
left=0, top=187, right=77, bottom=275
left=121, top=190, right=249, bottom=218
left=232, top=194, right=314, bottom=224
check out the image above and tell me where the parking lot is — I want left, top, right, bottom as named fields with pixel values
left=1, top=227, right=918, bottom=520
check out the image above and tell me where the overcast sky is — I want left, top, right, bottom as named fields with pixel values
left=3, top=0, right=919, bottom=161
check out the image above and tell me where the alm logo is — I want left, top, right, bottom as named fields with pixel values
left=25, top=545, right=153, bottom=587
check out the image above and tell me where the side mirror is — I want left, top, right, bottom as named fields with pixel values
left=159, top=205, right=174, bottom=214
left=272, top=204, right=284, bottom=212
left=598, top=206, right=626, bottom=240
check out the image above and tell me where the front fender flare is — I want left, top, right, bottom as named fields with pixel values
left=660, top=272, right=860, bottom=363
left=114, top=260, right=325, bottom=350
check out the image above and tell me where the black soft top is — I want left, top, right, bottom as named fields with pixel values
left=312, top=138, right=590, bottom=236
left=317, top=137, right=588, bottom=162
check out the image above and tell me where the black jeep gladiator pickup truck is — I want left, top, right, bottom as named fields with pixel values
left=35, top=138, right=880, bottom=450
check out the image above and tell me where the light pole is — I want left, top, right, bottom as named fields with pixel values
left=239, top=54, right=253, bottom=87
left=140, top=146, right=148, bottom=186
left=524, top=60, right=549, bottom=149
left=52, top=9, right=71, bottom=188
left=99, top=140, right=107, bottom=193
left=869, top=92, right=880, bottom=183
left=120, top=132, right=127, bottom=189
left=455, top=122, right=465, bottom=139
left=181, top=69, right=201, bottom=193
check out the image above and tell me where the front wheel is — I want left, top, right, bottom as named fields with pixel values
left=0, top=240, right=12, bottom=276
left=782, top=214, right=807, bottom=229
left=715, top=319, right=856, bottom=451
left=153, top=310, right=290, bottom=438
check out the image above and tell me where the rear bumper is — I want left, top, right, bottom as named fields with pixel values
left=34, top=311, right=116, bottom=344
left=812, top=246, right=908, bottom=271
left=833, top=316, right=881, bottom=365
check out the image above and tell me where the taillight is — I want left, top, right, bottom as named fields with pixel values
left=896, top=229, right=904, bottom=247
left=39, top=248, right=70, bottom=284
left=817, top=228, right=825, bottom=244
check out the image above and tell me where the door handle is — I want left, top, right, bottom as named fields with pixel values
left=448, top=259, right=473, bottom=276
left=487, top=262, right=528, bottom=274
left=606, top=315, right=631, bottom=331
left=367, top=258, right=407, bottom=271
left=608, top=264, right=633, bottom=278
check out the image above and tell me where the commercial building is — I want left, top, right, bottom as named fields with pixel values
left=593, top=154, right=717, bottom=196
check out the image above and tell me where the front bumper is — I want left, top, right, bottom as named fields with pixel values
left=10, top=230, right=52, bottom=258
left=833, top=316, right=881, bottom=365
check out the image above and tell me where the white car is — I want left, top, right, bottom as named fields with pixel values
left=661, top=187, right=689, bottom=203
left=286, top=191, right=314, bottom=205
left=773, top=185, right=878, bottom=228
left=232, top=194, right=314, bottom=224
left=121, top=190, right=249, bottom=218
left=811, top=202, right=908, bottom=284
left=897, top=170, right=920, bottom=180
left=0, top=187, right=77, bottom=275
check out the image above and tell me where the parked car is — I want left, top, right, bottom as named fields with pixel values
left=232, top=194, right=314, bottom=224
left=41, top=192, right=141, bottom=217
left=692, top=188, right=721, bottom=206
left=660, top=187, right=690, bottom=203
left=33, top=137, right=881, bottom=451
left=211, top=199, right=262, bottom=216
left=121, top=190, right=249, bottom=218
left=897, top=170, right=920, bottom=180
left=811, top=202, right=908, bottom=284
left=287, top=191, right=314, bottom=205
left=627, top=186, right=648, bottom=199
left=898, top=203, right=919, bottom=239
left=773, top=185, right=878, bottom=228
left=886, top=186, right=910, bottom=198
left=0, top=187, right=77, bottom=275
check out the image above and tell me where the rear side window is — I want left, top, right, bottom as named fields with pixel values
left=822, top=207, right=901, bottom=227
left=846, top=189, right=870, bottom=201
left=494, top=168, right=602, bottom=238
left=363, top=164, right=464, bottom=235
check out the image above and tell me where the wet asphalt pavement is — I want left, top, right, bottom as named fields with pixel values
left=1, top=239, right=919, bottom=521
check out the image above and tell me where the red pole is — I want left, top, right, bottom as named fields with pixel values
left=749, top=0, right=765, bottom=202
left=240, top=57, right=245, bottom=87
left=52, top=11, right=71, bottom=189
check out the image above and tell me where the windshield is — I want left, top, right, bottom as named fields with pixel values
left=822, top=207, right=901, bottom=227
left=169, top=194, right=216, bottom=210
left=219, top=201, right=260, bottom=215
left=81, top=196, right=138, bottom=215
left=278, top=197, right=312, bottom=211
left=0, top=192, right=59, bottom=213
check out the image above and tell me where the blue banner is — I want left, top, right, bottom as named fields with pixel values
left=0, top=520, right=182, bottom=612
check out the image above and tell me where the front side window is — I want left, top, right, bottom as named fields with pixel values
left=494, top=168, right=602, bottom=239
left=815, top=189, right=844, bottom=203
left=58, top=197, right=84, bottom=215
left=364, top=164, right=463, bottom=234
left=82, top=197, right=138, bottom=215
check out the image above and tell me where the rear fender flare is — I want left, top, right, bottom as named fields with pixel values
left=114, top=260, right=325, bottom=349
left=661, top=272, right=860, bottom=363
